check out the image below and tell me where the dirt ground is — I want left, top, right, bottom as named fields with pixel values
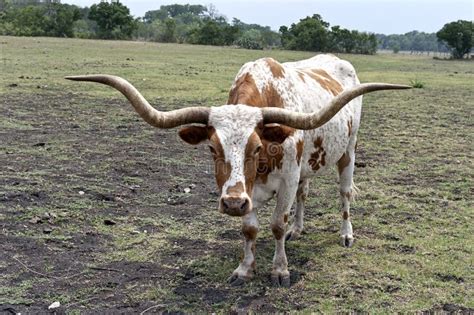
left=1, top=62, right=473, bottom=312
left=1, top=92, right=241, bottom=313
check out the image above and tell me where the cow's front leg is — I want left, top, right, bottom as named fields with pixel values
left=228, top=211, right=258, bottom=286
left=270, top=180, right=298, bottom=287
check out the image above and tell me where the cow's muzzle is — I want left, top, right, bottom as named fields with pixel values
left=220, top=196, right=251, bottom=216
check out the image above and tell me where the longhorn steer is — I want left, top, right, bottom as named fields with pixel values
left=66, top=54, right=410, bottom=287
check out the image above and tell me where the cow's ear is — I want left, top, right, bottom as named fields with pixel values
left=261, top=124, right=295, bottom=144
left=178, top=126, right=209, bottom=145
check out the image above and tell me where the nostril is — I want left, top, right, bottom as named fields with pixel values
left=221, top=198, right=229, bottom=210
left=240, top=199, right=249, bottom=211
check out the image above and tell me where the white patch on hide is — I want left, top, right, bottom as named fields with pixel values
left=209, top=105, right=263, bottom=198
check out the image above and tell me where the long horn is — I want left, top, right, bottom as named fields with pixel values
left=65, top=75, right=209, bottom=128
left=261, top=83, right=411, bottom=130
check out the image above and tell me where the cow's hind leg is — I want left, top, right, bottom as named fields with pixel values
left=285, top=178, right=309, bottom=241
left=337, top=141, right=358, bottom=248
left=228, top=211, right=258, bottom=286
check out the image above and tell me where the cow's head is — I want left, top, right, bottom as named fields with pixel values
left=66, top=75, right=410, bottom=217
left=178, top=105, right=293, bottom=216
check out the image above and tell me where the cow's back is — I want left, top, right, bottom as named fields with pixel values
left=228, top=54, right=363, bottom=180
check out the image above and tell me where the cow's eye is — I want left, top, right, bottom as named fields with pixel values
left=208, top=145, right=217, bottom=155
left=254, top=145, right=262, bottom=155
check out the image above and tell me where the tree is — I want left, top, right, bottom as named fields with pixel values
left=436, top=20, right=473, bottom=59
left=0, top=2, right=80, bottom=37
left=235, top=29, right=263, bottom=50
left=161, top=18, right=176, bottom=42
left=143, top=4, right=206, bottom=23
left=189, top=18, right=224, bottom=45
left=88, top=0, right=137, bottom=39
left=43, top=3, right=81, bottom=37
left=280, top=14, right=329, bottom=51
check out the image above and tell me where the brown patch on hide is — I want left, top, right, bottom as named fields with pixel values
left=261, top=124, right=294, bottom=144
left=340, top=191, right=351, bottom=200
left=178, top=125, right=209, bottom=145
left=265, top=58, right=286, bottom=79
left=262, top=83, right=284, bottom=108
left=304, top=69, right=343, bottom=96
left=227, top=182, right=244, bottom=196
left=208, top=129, right=232, bottom=191
left=227, top=73, right=285, bottom=108
left=256, top=139, right=284, bottom=184
left=284, top=213, right=288, bottom=223
left=296, top=140, right=304, bottom=165
left=243, top=132, right=262, bottom=196
left=342, top=211, right=349, bottom=220
left=337, top=152, right=351, bottom=175
left=228, top=73, right=262, bottom=106
left=308, top=136, right=326, bottom=171
left=271, top=223, right=285, bottom=240
left=242, top=225, right=258, bottom=241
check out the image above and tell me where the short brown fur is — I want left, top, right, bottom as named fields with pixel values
left=208, top=128, right=232, bottom=191
left=303, top=69, right=343, bottom=96
left=337, top=152, right=351, bottom=175
left=243, top=132, right=262, bottom=196
left=342, top=211, right=349, bottom=220
left=265, top=58, right=286, bottom=79
left=227, top=73, right=284, bottom=108
left=296, top=140, right=304, bottom=165
left=308, top=136, right=326, bottom=171
left=256, top=140, right=284, bottom=184
left=271, top=223, right=285, bottom=240
left=242, top=225, right=258, bottom=241
left=227, top=182, right=245, bottom=195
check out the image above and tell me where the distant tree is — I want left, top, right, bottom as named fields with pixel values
left=376, top=32, right=449, bottom=54
left=221, top=24, right=240, bottom=45
left=235, top=29, right=262, bottom=49
left=392, top=43, right=400, bottom=53
left=280, top=14, right=329, bottom=51
left=143, top=4, right=206, bottom=23
left=88, top=1, right=137, bottom=39
left=143, top=8, right=167, bottom=23
left=43, top=3, right=81, bottom=37
left=189, top=18, right=224, bottom=45
left=0, top=2, right=80, bottom=37
left=280, top=15, right=376, bottom=54
left=353, top=32, right=377, bottom=54
left=233, top=18, right=280, bottom=48
left=436, top=20, right=473, bottom=59
left=161, top=18, right=176, bottom=42
left=0, top=0, right=12, bottom=11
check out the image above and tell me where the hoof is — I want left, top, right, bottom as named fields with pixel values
left=271, top=274, right=290, bottom=287
left=340, top=235, right=354, bottom=248
left=228, top=274, right=248, bottom=286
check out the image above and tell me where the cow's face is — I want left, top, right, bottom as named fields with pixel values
left=178, top=105, right=291, bottom=217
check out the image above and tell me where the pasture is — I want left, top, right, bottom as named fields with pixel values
left=1, top=36, right=473, bottom=313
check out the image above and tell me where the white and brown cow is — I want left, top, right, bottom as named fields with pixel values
left=67, top=54, right=410, bottom=287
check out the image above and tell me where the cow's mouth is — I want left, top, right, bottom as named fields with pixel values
left=220, top=197, right=251, bottom=216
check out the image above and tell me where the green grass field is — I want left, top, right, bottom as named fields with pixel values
left=1, top=36, right=473, bottom=313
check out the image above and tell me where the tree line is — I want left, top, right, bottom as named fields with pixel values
left=0, top=0, right=472, bottom=58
